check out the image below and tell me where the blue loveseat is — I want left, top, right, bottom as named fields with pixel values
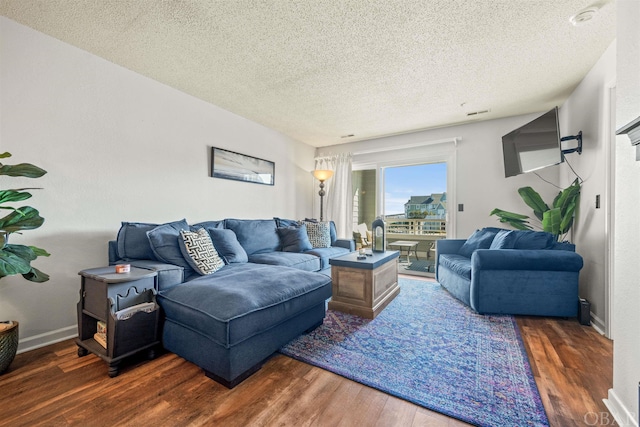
left=108, top=217, right=354, bottom=387
left=435, top=227, right=583, bottom=317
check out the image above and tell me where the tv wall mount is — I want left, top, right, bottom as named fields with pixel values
left=561, top=131, right=582, bottom=156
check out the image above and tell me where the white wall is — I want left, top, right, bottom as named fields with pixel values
left=0, top=17, right=316, bottom=351
left=559, top=41, right=616, bottom=333
left=608, top=1, right=640, bottom=425
left=316, top=114, right=562, bottom=239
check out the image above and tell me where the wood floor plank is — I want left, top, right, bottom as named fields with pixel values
left=0, top=277, right=614, bottom=426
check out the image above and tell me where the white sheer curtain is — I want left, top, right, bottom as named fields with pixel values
left=315, top=153, right=353, bottom=239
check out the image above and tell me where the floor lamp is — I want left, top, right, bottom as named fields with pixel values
left=312, top=169, right=333, bottom=221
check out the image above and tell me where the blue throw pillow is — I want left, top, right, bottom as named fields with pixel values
left=458, top=228, right=501, bottom=258
left=192, top=220, right=224, bottom=230
left=511, top=230, right=555, bottom=249
left=277, top=225, right=313, bottom=252
left=489, top=230, right=518, bottom=249
left=206, top=228, right=248, bottom=263
left=116, top=221, right=159, bottom=260
left=146, top=219, right=193, bottom=271
left=274, top=217, right=300, bottom=228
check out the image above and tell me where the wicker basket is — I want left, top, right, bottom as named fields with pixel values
left=0, top=321, right=19, bottom=374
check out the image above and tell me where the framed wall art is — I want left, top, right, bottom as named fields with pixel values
left=211, top=147, right=275, bottom=186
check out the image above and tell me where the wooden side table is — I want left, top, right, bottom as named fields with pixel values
left=76, top=266, right=160, bottom=377
left=328, top=251, right=400, bottom=319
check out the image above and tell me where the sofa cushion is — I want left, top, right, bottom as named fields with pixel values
left=458, top=227, right=502, bottom=258
left=304, top=221, right=331, bottom=248
left=511, top=230, right=555, bottom=249
left=489, top=230, right=518, bottom=249
left=116, top=221, right=159, bottom=260
left=205, top=228, right=248, bottom=263
left=439, top=254, right=472, bottom=279
left=157, top=263, right=331, bottom=348
left=179, top=228, right=225, bottom=275
left=277, top=225, right=313, bottom=252
left=146, top=219, right=193, bottom=271
left=224, top=219, right=280, bottom=255
left=305, top=246, right=351, bottom=270
left=248, top=252, right=320, bottom=272
left=192, top=220, right=224, bottom=231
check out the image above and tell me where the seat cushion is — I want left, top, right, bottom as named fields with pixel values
left=248, top=252, right=320, bottom=272
left=305, top=246, right=351, bottom=270
left=157, top=263, right=331, bottom=348
left=438, top=254, right=472, bottom=279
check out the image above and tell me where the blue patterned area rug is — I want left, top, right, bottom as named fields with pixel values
left=279, top=279, right=549, bottom=427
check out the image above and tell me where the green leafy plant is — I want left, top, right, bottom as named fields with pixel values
left=490, top=178, right=581, bottom=242
left=0, top=152, right=50, bottom=282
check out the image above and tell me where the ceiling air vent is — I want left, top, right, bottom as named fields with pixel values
left=466, top=109, right=490, bottom=117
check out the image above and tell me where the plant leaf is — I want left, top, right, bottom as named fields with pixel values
left=0, top=189, right=33, bottom=205
left=0, top=152, right=11, bottom=159
left=542, top=208, right=562, bottom=236
left=518, top=187, right=549, bottom=221
left=0, top=163, right=47, bottom=178
left=490, top=208, right=532, bottom=230
left=22, top=267, right=50, bottom=282
left=0, top=206, right=44, bottom=233
left=29, top=246, right=51, bottom=257
left=0, top=245, right=34, bottom=276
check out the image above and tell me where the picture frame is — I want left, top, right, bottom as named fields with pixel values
left=210, top=147, right=275, bottom=186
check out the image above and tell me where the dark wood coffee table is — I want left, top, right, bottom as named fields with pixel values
left=328, top=251, right=399, bottom=319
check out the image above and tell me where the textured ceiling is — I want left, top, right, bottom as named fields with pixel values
left=1, top=0, right=616, bottom=147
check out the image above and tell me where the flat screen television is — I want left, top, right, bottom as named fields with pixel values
left=502, top=107, right=562, bottom=178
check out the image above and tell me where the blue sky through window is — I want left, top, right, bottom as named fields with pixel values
left=384, top=163, right=447, bottom=216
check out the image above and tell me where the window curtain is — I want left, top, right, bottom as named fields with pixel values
left=315, top=153, right=353, bottom=239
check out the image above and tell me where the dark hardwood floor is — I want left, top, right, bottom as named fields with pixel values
left=1, top=276, right=614, bottom=427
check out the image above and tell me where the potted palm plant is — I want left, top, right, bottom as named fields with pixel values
left=0, top=152, right=49, bottom=374
left=490, top=178, right=581, bottom=242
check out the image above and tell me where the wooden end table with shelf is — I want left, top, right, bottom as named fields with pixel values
left=76, top=266, right=160, bottom=377
left=328, top=250, right=400, bottom=319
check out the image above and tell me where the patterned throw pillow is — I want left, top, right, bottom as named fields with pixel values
left=304, top=221, right=331, bottom=248
left=178, top=228, right=225, bottom=275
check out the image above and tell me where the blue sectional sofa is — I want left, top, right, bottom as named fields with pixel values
left=108, top=217, right=354, bottom=387
left=435, top=227, right=583, bottom=317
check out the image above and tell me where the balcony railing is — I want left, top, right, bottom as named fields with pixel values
left=385, top=218, right=446, bottom=236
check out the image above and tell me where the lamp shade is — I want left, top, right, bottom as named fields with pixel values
left=312, top=169, right=334, bottom=181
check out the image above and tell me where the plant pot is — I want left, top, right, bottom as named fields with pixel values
left=0, top=320, right=19, bottom=374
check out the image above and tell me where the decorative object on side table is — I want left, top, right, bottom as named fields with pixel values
left=0, top=152, right=50, bottom=374
left=76, top=266, right=160, bottom=377
left=371, top=216, right=386, bottom=252
left=312, top=169, right=333, bottom=221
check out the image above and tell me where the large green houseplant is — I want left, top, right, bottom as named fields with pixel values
left=0, top=152, right=50, bottom=282
left=0, top=152, right=50, bottom=374
left=490, top=178, right=581, bottom=242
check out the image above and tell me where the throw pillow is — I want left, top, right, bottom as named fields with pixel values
left=274, top=217, right=301, bottom=228
left=206, top=228, right=249, bottom=263
left=511, top=230, right=555, bottom=250
left=116, top=221, right=159, bottom=260
left=277, top=225, right=313, bottom=252
left=179, top=228, right=225, bottom=275
left=146, top=219, right=193, bottom=271
left=489, top=230, right=518, bottom=249
left=304, top=221, right=331, bottom=248
left=458, top=227, right=502, bottom=258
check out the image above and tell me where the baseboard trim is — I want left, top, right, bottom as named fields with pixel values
left=604, top=388, right=639, bottom=427
left=17, top=326, right=78, bottom=354
left=590, top=311, right=606, bottom=336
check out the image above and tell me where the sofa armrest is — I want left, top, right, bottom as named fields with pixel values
left=472, top=249, right=584, bottom=272
left=124, top=260, right=185, bottom=292
left=333, top=238, right=355, bottom=251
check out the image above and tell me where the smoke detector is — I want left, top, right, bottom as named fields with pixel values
left=570, top=7, right=599, bottom=26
